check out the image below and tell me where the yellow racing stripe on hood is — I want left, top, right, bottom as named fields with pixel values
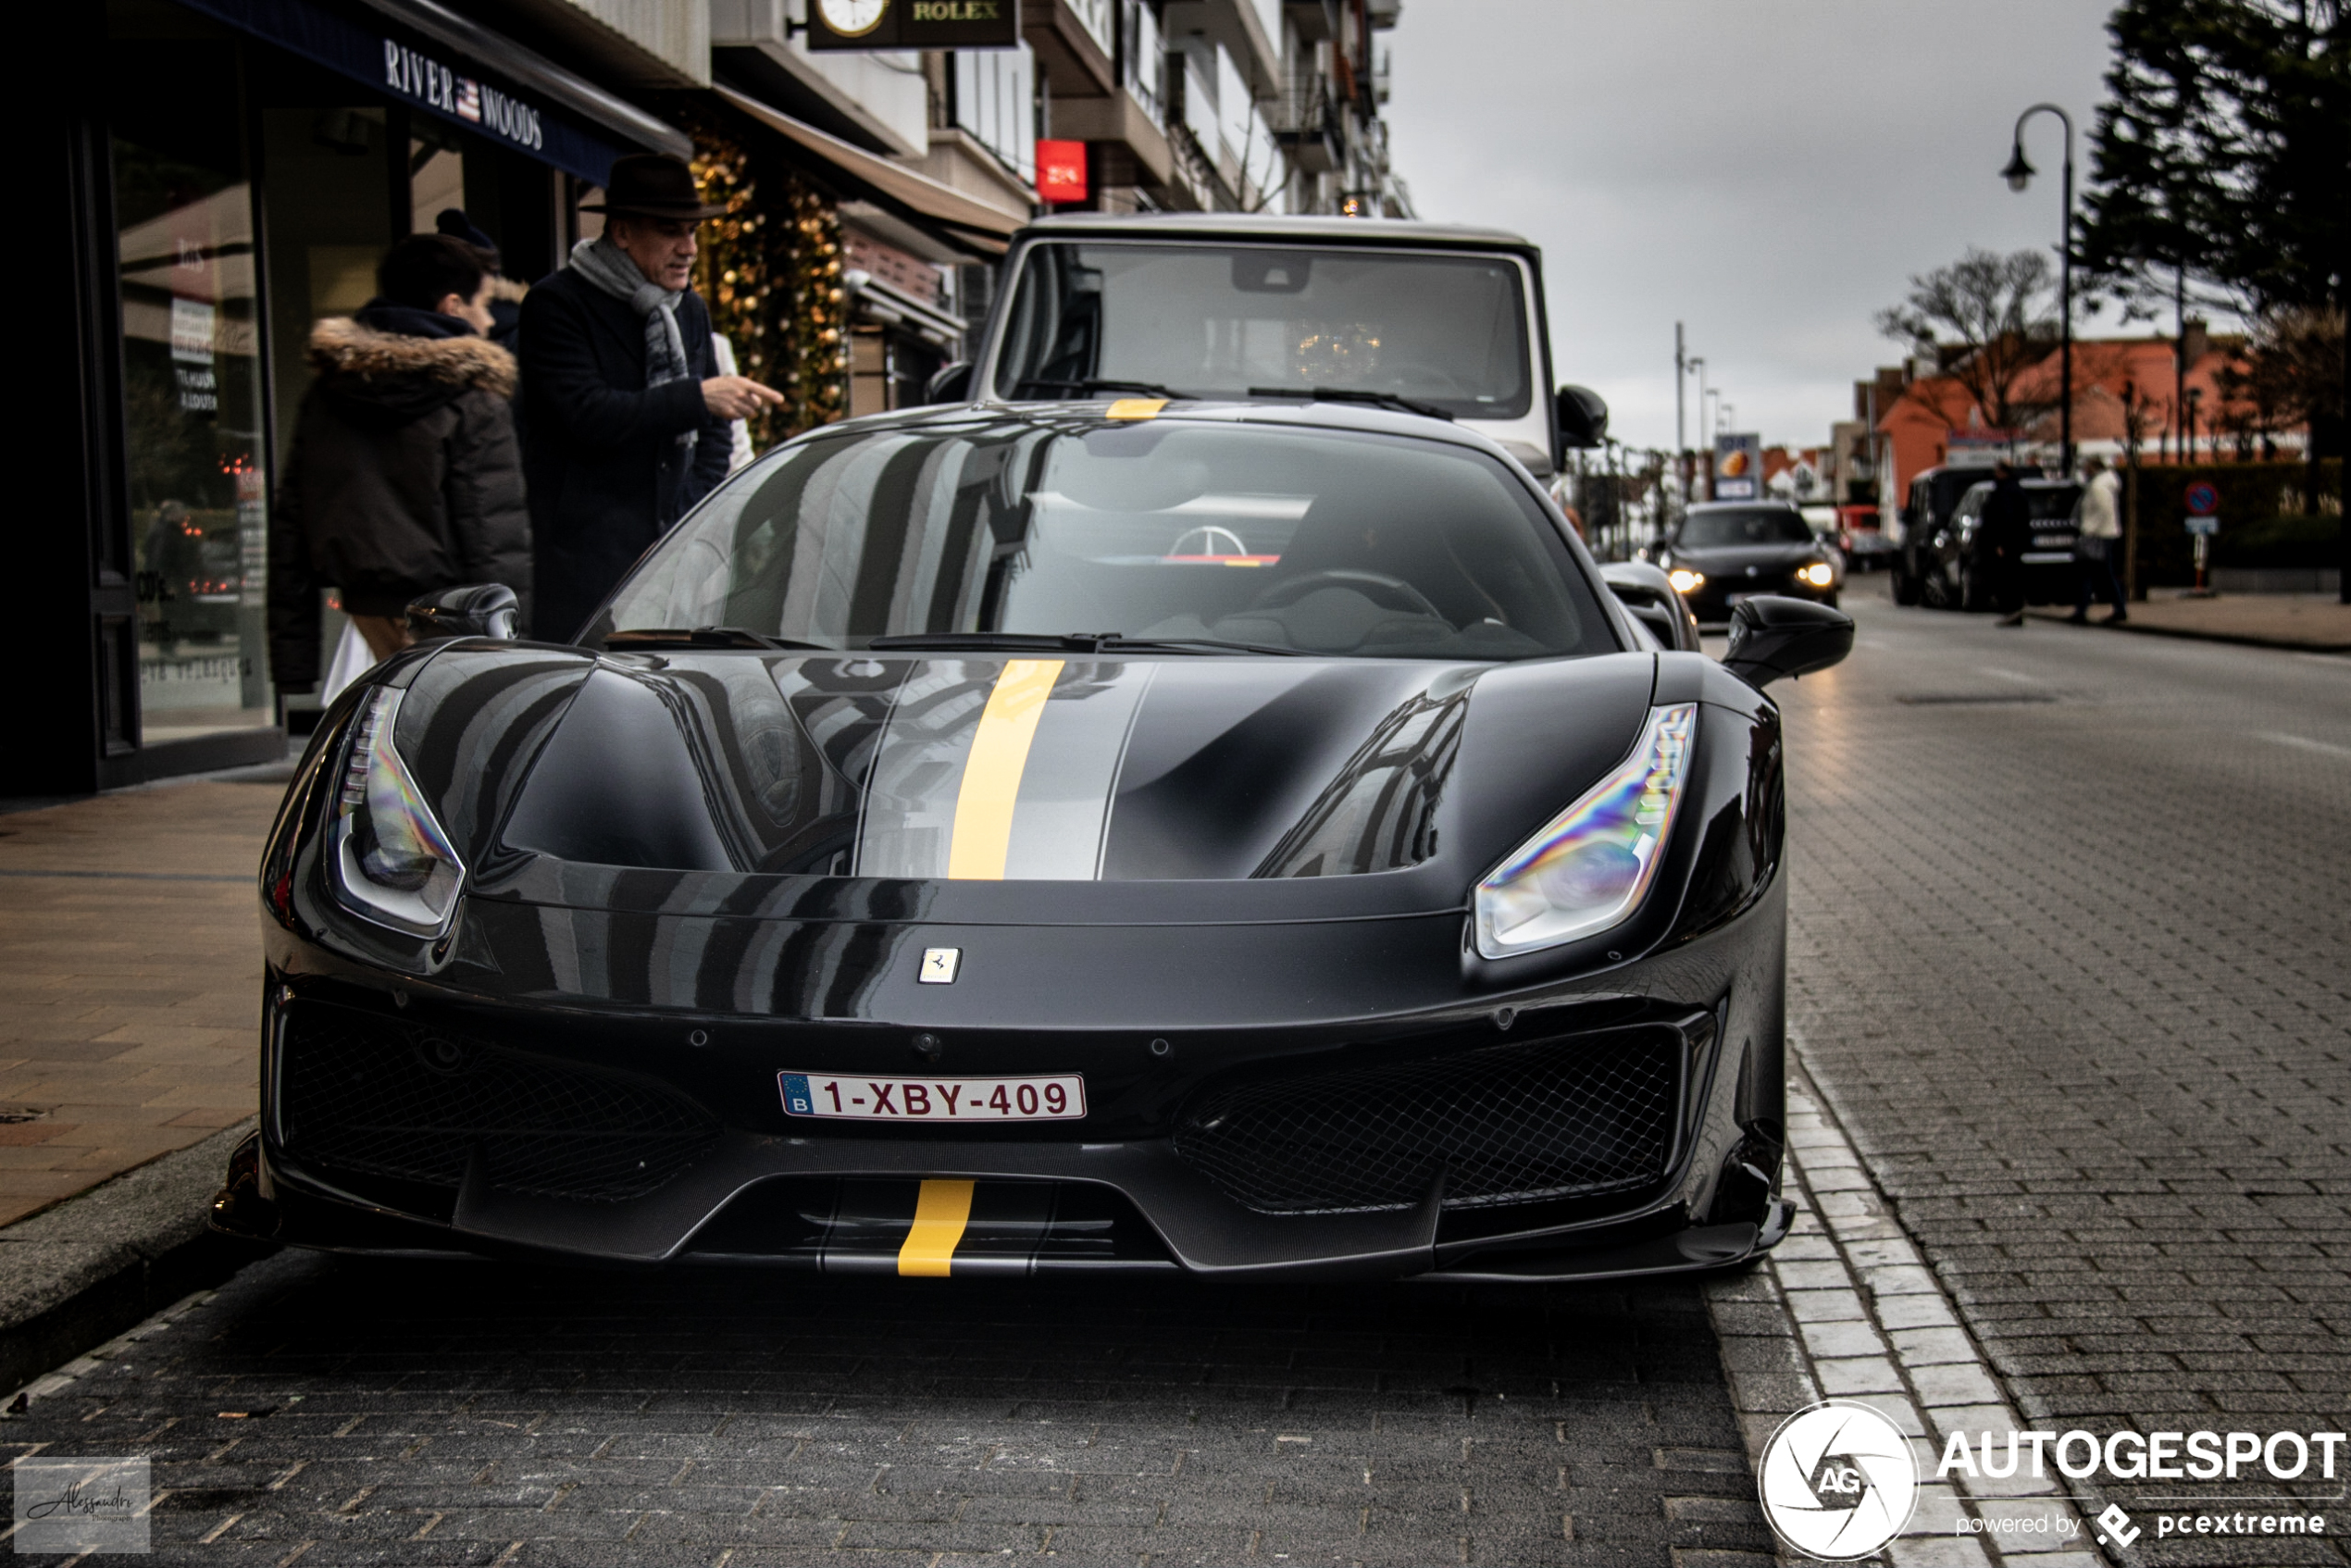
left=946, top=659, right=1064, bottom=879
left=898, top=1178, right=976, bottom=1276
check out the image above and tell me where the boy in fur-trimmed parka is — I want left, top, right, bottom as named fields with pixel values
left=267, top=232, right=530, bottom=691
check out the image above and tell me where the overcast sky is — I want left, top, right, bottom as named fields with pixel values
left=1383, top=0, right=2121, bottom=453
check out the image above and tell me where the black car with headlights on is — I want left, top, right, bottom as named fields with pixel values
left=1650, top=502, right=1841, bottom=628
left=216, top=395, right=1852, bottom=1284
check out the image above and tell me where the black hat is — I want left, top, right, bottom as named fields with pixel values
left=434, top=207, right=503, bottom=272
left=580, top=155, right=727, bottom=220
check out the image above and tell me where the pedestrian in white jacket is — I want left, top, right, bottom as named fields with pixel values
left=2069, top=457, right=2128, bottom=624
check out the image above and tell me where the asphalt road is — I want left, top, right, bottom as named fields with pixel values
left=7, top=576, right=2345, bottom=1566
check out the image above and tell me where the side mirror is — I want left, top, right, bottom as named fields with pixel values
left=1556, top=384, right=1609, bottom=449
left=406, top=582, right=518, bottom=641
left=1721, top=595, right=1852, bottom=688
left=1599, top=560, right=1701, bottom=652
left=924, top=361, right=975, bottom=404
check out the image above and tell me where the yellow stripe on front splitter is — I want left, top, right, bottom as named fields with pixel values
left=945, top=658, right=1064, bottom=879
left=898, top=1178, right=976, bottom=1276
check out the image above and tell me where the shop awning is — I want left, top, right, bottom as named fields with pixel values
left=846, top=270, right=969, bottom=352
left=176, top=0, right=687, bottom=184
left=716, top=86, right=1027, bottom=256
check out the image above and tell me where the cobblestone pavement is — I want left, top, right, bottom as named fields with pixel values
left=1774, top=579, right=2350, bottom=1563
left=2, top=1258, right=1773, bottom=1565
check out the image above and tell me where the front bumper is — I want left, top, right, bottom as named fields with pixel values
left=218, top=919, right=1790, bottom=1284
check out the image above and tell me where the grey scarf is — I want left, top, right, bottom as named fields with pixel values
left=568, top=237, right=696, bottom=454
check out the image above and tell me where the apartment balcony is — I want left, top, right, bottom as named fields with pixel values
left=1269, top=81, right=1339, bottom=175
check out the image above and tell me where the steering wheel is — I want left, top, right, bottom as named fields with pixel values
left=1250, top=568, right=1449, bottom=622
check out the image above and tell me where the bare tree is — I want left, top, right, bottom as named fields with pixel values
left=1874, top=249, right=2060, bottom=435
left=2217, top=305, right=2345, bottom=510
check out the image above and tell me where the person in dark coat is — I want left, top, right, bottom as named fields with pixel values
left=435, top=207, right=524, bottom=352
left=519, top=155, right=783, bottom=641
left=1980, top=460, right=2033, bottom=627
left=267, top=233, right=529, bottom=691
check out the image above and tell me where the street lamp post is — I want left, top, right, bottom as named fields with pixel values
left=2003, top=103, right=2075, bottom=477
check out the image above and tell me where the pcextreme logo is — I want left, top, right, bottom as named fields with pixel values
left=1759, top=1400, right=1921, bottom=1561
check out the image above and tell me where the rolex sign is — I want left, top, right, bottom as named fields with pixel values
left=807, top=0, right=1021, bottom=49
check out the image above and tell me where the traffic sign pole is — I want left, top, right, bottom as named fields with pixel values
left=2183, top=482, right=2220, bottom=599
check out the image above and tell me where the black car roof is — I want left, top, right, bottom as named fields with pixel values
left=1014, top=212, right=1539, bottom=256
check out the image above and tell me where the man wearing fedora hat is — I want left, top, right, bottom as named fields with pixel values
left=519, top=154, right=785, bottom=640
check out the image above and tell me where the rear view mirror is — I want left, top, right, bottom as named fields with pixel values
left=1721, top=596, right=1853, bottom=688
left=923, top=361, right=974, bottom=404
left=406, top=582, right=518, bottom=642
left=1557, top=384, right=1609, bottom=449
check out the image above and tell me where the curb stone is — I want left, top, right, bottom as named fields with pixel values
left=1706, top=1051, right=2119, bottom=1568
left=0, top=1120, right=272, bottom=1396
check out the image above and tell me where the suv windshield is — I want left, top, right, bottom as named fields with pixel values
left=991, top=243, right=1533, bottom=420
left=1677, top=507, right=1812, bottom=547
left=1959, top=484, right=2084, bottom=521
left=588, top=416, right=1611, bottom=660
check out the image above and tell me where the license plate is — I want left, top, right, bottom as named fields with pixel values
left=779, top=1071, right=1085, bottom=1122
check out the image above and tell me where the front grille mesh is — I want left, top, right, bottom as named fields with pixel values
left=1173, top=1033, right=1681, bottom=1214
left=280, top=1006, right=718, bottom=1203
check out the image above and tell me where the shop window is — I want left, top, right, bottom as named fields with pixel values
left=111, top=43, right=275, bottom=746
left=260, top=104, right=396, bottom=723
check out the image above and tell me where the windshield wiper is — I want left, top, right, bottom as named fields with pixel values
left=1247, top=386, right=1455, bottom=421
left=1011, top=377, right=1193, bottom=401
left=603, top=627, right=835, bottom=652
left=868, top=631, right=1302, bottom=657
left=1088, top=634, right=1304, bottom=657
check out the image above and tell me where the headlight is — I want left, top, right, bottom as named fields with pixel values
left=328, top=686, right=465, bottom=936
left=1474, top=703, right=1697, bottom=960
left=1667, top=568, right=1705, bottom=594
left=1798, top=561, right=1835, bottom=589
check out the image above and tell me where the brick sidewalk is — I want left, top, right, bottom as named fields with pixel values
left=0, top=777, right=281, bottom=1225
left=2027, top=588, right=2351, bottom=650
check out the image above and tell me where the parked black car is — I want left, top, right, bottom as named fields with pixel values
left=214, top=395, right=1856, bottom=1285
left=1926, top=478, right=2084, bottom=612
left=1649, top=503, right=1841, bottom=627
left=1890, top=463, right=2040, bottom=605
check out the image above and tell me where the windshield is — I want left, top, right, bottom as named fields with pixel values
left=1959, top=484, right=2084, bottom=521
left=588, top=417, right=1613, bottom=661
left=990, top=243, right=1534, bottom=420
left=1677, top=508, right=1813, bottom=547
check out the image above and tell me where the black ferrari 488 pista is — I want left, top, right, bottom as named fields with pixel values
left=216, top=396, right=1851, bottom=1283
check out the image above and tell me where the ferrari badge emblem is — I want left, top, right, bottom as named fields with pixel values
left=919, top=947, right=962, bottom=984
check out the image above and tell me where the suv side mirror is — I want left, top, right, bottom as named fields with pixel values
left=1599, top=561, right=1701, bottom=652
left=924, top=361, right=975, bottom=404
left=1556, top=384, right=1609, bottom=449
left=406, top=582, right=518, bottom=641
left=1721, top=595, right=1852, bottom=688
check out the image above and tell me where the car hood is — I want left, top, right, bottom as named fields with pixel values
left=1664, top=542, right=1821, bottom=573
left=382, top=646, right=1661, bottom=912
